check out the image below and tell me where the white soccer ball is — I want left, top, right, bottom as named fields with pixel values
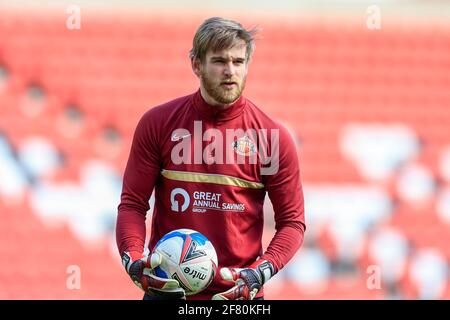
left=152, top=228, right=218, bottom=296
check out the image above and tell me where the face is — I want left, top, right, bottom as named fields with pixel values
left=193, top=41, right=249, bottom=107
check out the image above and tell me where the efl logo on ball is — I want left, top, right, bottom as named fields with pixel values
left=152, top=229, right=218, bottom=295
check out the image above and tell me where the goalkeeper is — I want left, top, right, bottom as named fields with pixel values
left=116, top=17, right=306, bottom=300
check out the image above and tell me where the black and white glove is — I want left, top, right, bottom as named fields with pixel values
left=212, top=260, right=275, bottom=300
left=122, top=251, right=186, bottom=300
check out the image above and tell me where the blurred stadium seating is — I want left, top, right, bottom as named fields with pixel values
left=1, top=1, right=450, bottom=299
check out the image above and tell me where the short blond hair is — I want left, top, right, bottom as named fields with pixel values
left=189, top=17, right=259, bottom=63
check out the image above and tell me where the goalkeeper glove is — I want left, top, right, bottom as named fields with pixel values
left=212, top=259, right=275, bottom=300
left=121, top=251, right=186, bottom=300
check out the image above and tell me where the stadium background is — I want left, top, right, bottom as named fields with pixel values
left=1, top=0, right=450, bottom=299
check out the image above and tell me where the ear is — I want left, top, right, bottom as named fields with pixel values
left=191, top=58, right=202, bottom=78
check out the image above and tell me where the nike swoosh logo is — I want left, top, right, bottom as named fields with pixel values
left=171, top=133, right=191, bottom=141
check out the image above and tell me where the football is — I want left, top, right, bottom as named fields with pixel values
left=151, top=228, right=218, bottom=296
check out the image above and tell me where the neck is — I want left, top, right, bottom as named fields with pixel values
left=200, top=87, right=234, bottom=110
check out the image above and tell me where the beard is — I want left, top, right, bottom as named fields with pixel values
left=201, top=71, right=246, bottom=105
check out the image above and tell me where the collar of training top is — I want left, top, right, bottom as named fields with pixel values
left=192, top=89, right=247, bottom=123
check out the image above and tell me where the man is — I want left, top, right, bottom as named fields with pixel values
left=116, top=17, right=305, bottom=300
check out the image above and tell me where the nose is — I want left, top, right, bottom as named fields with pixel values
left=223, top=61, right=236, bottom=77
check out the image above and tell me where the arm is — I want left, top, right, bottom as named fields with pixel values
left=116, top=111, right=160, bottom=260
left=116, top=111, right=185, bottom=299
left=260, top=125, right=306, bottom=273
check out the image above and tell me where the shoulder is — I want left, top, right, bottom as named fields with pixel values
left=132, top=93, right=193, bottom=144
left=140, top=93, right=193, bottom=125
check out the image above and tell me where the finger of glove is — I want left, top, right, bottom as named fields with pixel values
left=146, top=273, right=183, bottom=291
left=147, top=287, right=186, bottom=300
left=219, top=267, right=245, bottom=283
left=141, top=252, right=162, bottom=269
left=248, top=288, right=258, bottom=300
left=212, top=282, right=246, bottom=300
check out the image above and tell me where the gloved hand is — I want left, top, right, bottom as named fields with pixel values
left=121, top=251, right=186, bottom=300
left=212, top=259, right=275, bottom=300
